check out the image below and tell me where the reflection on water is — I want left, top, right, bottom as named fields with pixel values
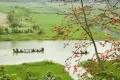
left=0, top=40, right=119, bottom=79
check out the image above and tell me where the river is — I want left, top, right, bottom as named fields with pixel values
left=0, top=40, right=119, bottom=79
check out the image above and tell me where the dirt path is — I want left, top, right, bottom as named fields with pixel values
left=0, top=12, right=8, bottom=27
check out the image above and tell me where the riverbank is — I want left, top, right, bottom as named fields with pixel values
left=0, top=32, right=119, bottom=41
left=0, top=61, right=73, bottom=80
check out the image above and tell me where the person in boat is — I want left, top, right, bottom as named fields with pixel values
left=20, top=49, right=23, bottom=53
left=13, top=49, right=16, bottom=53
left=32, top=49, right=35, bottom=52
left=79, top=50, right=89, bottom=54
left=84, top=50, right=89, bottom=54
left=16, top=48, right=19, bottom=52
left=36, top=49, right=39, bottom=52
left=13, top=48, right=19, bottom=53
left=24, top=49, right=26, bottom=52
left=36, top=48, right=44, bottom=52
left=41, top=48, right=44, bottom=52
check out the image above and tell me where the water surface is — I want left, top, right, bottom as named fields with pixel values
left=0, top=40, right=119, bottom=79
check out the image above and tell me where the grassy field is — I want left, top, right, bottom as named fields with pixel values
left=0, top=2, right=119, bottom=41
left=0, top=61, right=73, bottom=80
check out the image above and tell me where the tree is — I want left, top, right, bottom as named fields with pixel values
left=7, top=7, right=31, bottom=28
left=52, top=0, right=120, bottom=79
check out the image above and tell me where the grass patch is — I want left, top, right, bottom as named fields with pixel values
left=0, top=33, right=55, bottom=41
left=0, top=61, right=73, bottom=80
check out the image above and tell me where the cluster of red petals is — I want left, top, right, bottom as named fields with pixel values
left=73, top=65, right=78, bottom=74
left=81, top=72, right=87, bottom=76
left=110, top=18, right=120, bottom=23
left=98, top=8, right=105, bottom=11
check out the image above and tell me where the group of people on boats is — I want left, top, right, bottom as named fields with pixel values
left=13, top=48, right=44, bottom=53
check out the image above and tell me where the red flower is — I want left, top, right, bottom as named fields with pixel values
left=54, top=37, right=58, bottom=40
left=105, top=55, right=109, bottom=59
left=73, top=65, right=77, bottom=73
left=66, top=63, right=69, bottom=66
left=75, top=46, right=79, bottom=48
left=57, top=26, right=61, bottom=33
left=74, top=53, right=79, bottom=57
left=81, top=72, right=87, bottom=76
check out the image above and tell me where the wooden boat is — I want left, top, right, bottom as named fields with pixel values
left=13, top=48, right=44, bottom=53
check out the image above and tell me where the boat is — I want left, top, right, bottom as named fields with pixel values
left=72, top=50, right=89, bottom=54
left=13, top=48, right=44, bottom=53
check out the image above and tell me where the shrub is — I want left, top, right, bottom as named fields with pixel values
left=41, top=71, right=63, bottom=80
left=32, top=25, right=40, bottom=30
left=0, top=66, right=6, bottom=75
left=27, top=29, right=33, bottom=33
left=24, top=29, right=33, bottom=33
left=0, top=74, right=11, bottom=80
left=11, top=28, right=18, bottom=33
left=25, top=71, right=38, bottom=80
left=0, top=27, right=5, bottom=35
left=58, top=31, right=64, bottom=35
left=37, top=27, right=44, bottom=35
left=11, top=28, right=24, bottom=33
left=4, top=28, right=10, bottom=33
left=8, top=9, right=31, bottom=28
left=37, top=29, right=43, bottom=34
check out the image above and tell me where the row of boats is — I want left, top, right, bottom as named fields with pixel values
left=13, top=48, right=44, bottom=53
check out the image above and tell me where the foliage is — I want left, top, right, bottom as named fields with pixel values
left=32, top=25, right=44, bottom=34
left=7, top=7, right=31, bottom=28
left=0, top=27, right=11, bottom=35
left=41, top=71, right=63, bottom=80
left=0, top=27, right=5, bottom=35
left=0, top=66, right=6, bottom=75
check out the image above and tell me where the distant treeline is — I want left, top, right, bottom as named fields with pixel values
left=0, top=0, right=80, bottom=2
